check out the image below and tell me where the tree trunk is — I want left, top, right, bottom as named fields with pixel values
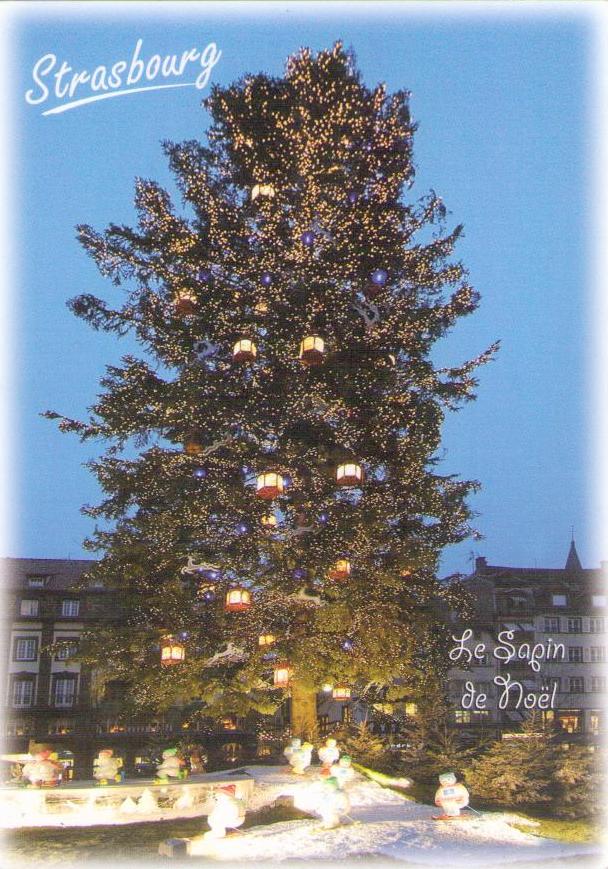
left=290, top=678, right=318, bottom=741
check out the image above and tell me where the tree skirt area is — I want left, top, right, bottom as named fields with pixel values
left=3, top=765, right=604, bottom=868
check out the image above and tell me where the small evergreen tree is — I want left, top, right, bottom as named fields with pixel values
left=553, top=746, right=604, bottom=819
left=336, top=721, right=394, bottom=771
left=465, top=715, right=558, bottom=807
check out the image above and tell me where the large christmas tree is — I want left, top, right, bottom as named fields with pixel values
left=47, top=43, right=495, bottom=740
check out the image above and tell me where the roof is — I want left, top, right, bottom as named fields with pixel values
left=0, top=557, right=96, bottom=591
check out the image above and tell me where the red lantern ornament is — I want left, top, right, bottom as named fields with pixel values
left=336, top=462, right=363, bottom=487
left=225, top=587, right=252, bottom=613
left=332, top=685, right=351, bottom=701
left=233, top=339, right=257, bottom=363
left=299, top=335, right=325, bottom=366
left=256, top=472, right=284, bottom=500
left=273, top=662, right=292, bottom=688
left=329, top=559, right=351, bottom=581
left=174, top=291, right=197, bottom=316
left=160, top=636, right=186, bottom=666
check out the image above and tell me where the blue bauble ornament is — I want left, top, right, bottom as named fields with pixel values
left=179, top=631, right=189, bottom=640
left=293, top=567, right=306, bottom=580
left=319, top=512, right=329, bottom=524
left=341, top=638, right=354, bottom=652
left=260, top=272, right=273, bottom=286
left=301, top=231, right=315, bottom=247
left=370, top=268, right=388, bottom=287
left=346, top=191, right=358, bottom=205
left=198, top=268, right=212, bottom=283
left=236, top=522, right=250, bottom=535
left=203, top=590, right=215, bottom=602
left=193, top=467, right=207, bottom=480
left=283, top=475, right=292, bottom=488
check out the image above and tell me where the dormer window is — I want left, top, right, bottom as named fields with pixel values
left=552, top=594, right=567, bottom=607
left=27, top=575, right=49, bottom=589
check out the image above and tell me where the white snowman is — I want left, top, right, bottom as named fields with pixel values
left=93, top=749, right=123, bottom=785
left=204, top=785, right=246, bottom=839
left=155, top=748, right=186, bottom=782
left=22, top=749, right=62, bottom=787
left=289, top=741, right=313, bottom=775
left=330, top=754, right=356, bottom=789
left=318, top=776, right=351, bottom=829
left=283, top=737, right=301, bottom=765
left=318, top=737, right=340, bottom=769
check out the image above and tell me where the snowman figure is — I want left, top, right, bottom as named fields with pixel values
left=283, top=737, right=301, bottom=765
left=318, top=737, right=340, bottom=769
left=317, top=776, right=351, bottom=829
left=204, top=785, right=246, bottom=839
left=289, top=741, right=313, bottom=775
left=155, top=748, right=186, bottom=783
left=22, top=748, right=62, bottom=787
left=434, top=772, right=469, bottom=818
left=330, top=754, right=356, bottom=789
left=93, top=749, right=123, bottom=785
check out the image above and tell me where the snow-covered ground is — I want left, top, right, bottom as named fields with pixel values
left=190, top=765, right=604, bottom=867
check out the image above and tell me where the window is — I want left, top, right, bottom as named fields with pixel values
left=544, top=617, right=560, bottom=632
left=27, top=575, right=48, bottom=588
left=475, top=652, right=490, bottom=666
left=568, top=647, right=584, bottom=663
left=13, top=637, right=38, bottom=661
left=589, top=712, right=601, bottom=736
left=55, top=639, right=79, bottom=660
left=12, top=678, right=34, bottom=707
left=19, top=599, right=39, bottom=617
left=592, top=595, right=606, bottom=607
left=591, top=676, right=606, bottom=692
left=590, top=646, right=606, bottom=663
left=567, top=618, right=582, bottom=633
left=569, top=677, right=585, bottom=693
left=53, top=676, right=76, bottom=708
left=454, top=710, right=472, bottom=724
left=472, top=709, right=490, bottom=718
left=552, top=594, right=567, bottom=607
left=47, top=718, right=73, bottom=736
left=590, top=617, right=605, bottom=633
left=60, top=599, right=80, bottom=617
left=545, top=677, right=561, bottom=692
left=5, top=717, right=34, bottom=737
left=557, top=711, right=581, bottom=734
left=341, top=706, right=352, bottom=724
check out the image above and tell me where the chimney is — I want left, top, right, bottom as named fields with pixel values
left=475, top=556, right=487, bottom=575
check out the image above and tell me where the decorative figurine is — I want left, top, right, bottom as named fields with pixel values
left=155, top=747, right=187, bottom=782
left=93, top=749, right=124, bottom=785
left=22, top=747, right=63, bottom=787
left=204, top=785, right=246, bottom=839
left=317, top=776, right=351, bottom=829
left=318, top=737, right=340, bottom=769
left=289, top=741, right=313, bottom=775
left=433, top=771, right=470, bottom=820
left=330, top=754, right=356, bottom=789
left=283, top=737, right=301, bottom=765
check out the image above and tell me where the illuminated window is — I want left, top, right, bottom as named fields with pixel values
left=552, top=594, right=567, bottom=607
left=557, top=711, right=581, bottom=734
left=454, top=710, right=471, bottom=724
left=404, top=702, right=418, bottom=717
left=589, top=712, right=601, bottom=735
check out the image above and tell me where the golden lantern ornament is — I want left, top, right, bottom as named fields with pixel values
left=332, top=685, right=351, bottom=701
left=184, top=436, right=204, bottom=456
left=329, top=559, right=351, bottom=581
left=233, top=338, right=257, bottom=363
left=160, top=635, right=186, bottom=666
left=261, top=514, right=278, bottom=529
left=273, top=662, right=292, bottom=688
left=174, top=290, right=197, bottom=316
left=299, top=335, right=325, bottom=366
left=225, top=587, right=253, bottom=613
left=256, top=472, right=284, bottom=500
left=251, top=183, right=276, bottom=202
left=336, top=462, right=363, bottom=487
left=258, top=633, right=276, bottom=647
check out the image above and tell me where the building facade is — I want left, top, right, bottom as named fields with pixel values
left=446, top=542, right=607, bottom=743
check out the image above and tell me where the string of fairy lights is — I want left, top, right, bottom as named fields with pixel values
left=51, top=42, right=490, bottom=720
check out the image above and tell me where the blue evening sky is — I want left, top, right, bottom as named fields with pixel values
left=9, top=3, right=598, bottom=575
